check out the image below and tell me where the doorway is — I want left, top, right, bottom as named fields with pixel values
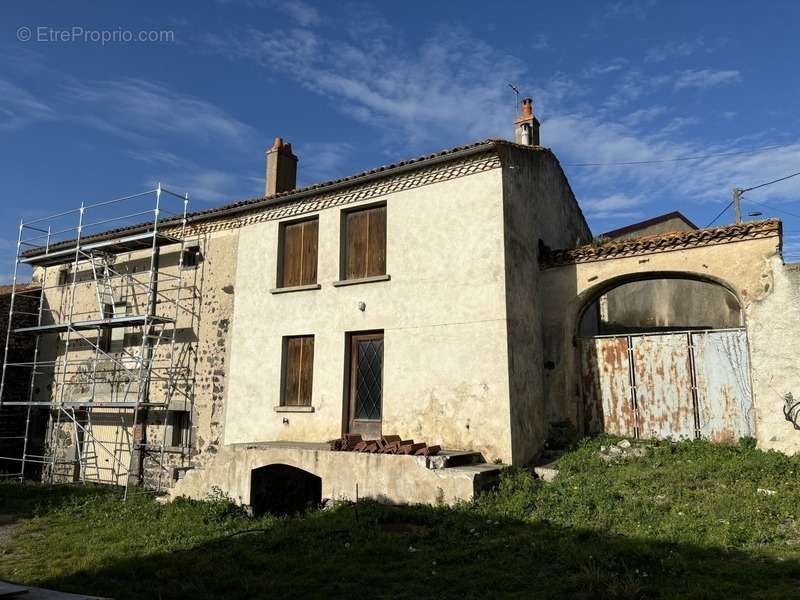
left=345, top=331, right=384, bottom=438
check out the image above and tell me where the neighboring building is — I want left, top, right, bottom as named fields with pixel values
left=600, top=211, right=698, bottom=242
left=1, top=99, right=798, bottom=508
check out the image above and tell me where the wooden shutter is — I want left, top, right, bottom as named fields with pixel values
left=283, top=336, right=314, bottom=406
left=281, top=219, right=318, bottom=287
left=367, top=206, right=386, bottom=277
left=301, top=219, right=318, bottom=284
left=345, top=205, right=386, bottom=279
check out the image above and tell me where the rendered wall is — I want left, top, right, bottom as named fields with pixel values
left=223, top=167, right=514, bottom=463
left=499, top=146, right=592, bottom=464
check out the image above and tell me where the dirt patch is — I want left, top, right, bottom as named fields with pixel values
left=0, top=514, right=21, bottom=548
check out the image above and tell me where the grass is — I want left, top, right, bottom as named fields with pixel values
left=1, top=437, right=800, bottom=599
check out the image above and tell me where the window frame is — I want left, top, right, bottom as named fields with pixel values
left=339, top=202, right=387, bottom=282
left=279, top=334, right=315, bottom=409
left=181, top=243, right=202, bottom=270
left=276, top=216, right=320, bottom=289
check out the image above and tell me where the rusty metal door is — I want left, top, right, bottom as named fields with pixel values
left=580, top=329, right=754, bottom=441
left=692, top=330, right=755, bottom=442
left=581, top=337, right=636, bottom=437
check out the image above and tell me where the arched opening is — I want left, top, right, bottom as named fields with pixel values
left=578, top=275, right=743, bottom=336
left=576, top=274, right=754, bottom=443
left=250, top=464, right=322, bottom=516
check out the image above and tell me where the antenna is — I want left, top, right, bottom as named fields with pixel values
left=507, top=82, right=520, bottom=112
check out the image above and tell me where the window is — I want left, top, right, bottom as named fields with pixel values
left=182, top=244, right=202, bottom=269
left=101, top=302, right=127, bottom=353
left=281, top=335, right=315, bottom=406
left=342, top=205, right=386, bottom=280
left=278, top=218, right=318, bottom=288
left=168, top=411, right=190, bottom=447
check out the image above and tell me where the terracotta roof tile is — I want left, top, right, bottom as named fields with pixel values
left=542, top=219, right=781, bottom=267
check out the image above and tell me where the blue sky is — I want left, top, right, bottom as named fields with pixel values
left=2, top=0, right=800, bottom=281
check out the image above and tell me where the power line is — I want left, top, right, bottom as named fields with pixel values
left=705, top=199, right=735, bottom=228
left=741, top=170, right=800, bottom=192
left=565, top=143, right=792, bottom=167
left=744, top=197, right=800, bottom=220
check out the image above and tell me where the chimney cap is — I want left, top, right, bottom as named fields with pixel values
left=267, top=136, right=297, bottom=158
left=515, top=97, right=536, bottom=124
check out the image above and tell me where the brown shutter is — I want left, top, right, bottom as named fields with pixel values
left=301, top=219, right=318, bottom=285
left=346, top=210, right=369, bottom=279
left=281, top=219, right=318, bottom=287
left=345, top=205, right=386, bottom=279
left=284, top=337, right=302, bottom=405
left=298, top=336, right=314, bottom=406
left=367, top=205, right=386, bottom=277
left=282, top=222, right=303, bottom=287
left=283, top=335, right=314, bottom=406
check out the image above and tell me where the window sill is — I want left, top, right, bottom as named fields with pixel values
left=269, top=283, right=321, bottom=294
left=332, top=274, right=391, bottom=287
left=274, top=405, right=315, bottom=413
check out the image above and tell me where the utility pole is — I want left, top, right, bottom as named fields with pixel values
left=732, top=187, right=743, bottom=224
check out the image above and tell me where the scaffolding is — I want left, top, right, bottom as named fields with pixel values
left=0, top=185, right=190, bottom=498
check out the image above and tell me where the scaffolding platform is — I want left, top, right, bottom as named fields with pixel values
left=14, top=314, right=174, bottom=335
left=20, top=231, right=183, bottom=267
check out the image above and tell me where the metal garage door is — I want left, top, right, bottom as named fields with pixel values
left=581, top=329, right=755, bottom=441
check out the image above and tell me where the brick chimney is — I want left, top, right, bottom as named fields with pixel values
left=514, top=97, right=540, bottom=146
left=265, top=137, right=298, bottom=196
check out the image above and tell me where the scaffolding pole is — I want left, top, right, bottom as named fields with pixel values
left=0, top=187, right=191, bottom=497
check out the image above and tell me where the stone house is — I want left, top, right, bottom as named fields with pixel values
left=2, top=99, right=798, bottom=508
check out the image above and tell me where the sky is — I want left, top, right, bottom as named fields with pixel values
left=1, top=0, right=800, bottom=281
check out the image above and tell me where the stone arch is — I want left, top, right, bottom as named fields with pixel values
left=568, top=270, right=754, bottom=441
left=574, top=270, right=745, bottom=337
left=249, top=463, right=322, bottom=516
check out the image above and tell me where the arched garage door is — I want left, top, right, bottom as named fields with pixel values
left=578, top=277, right=755, bottom=442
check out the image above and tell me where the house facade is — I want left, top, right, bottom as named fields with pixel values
left=4, top=99, right=799, bottom=507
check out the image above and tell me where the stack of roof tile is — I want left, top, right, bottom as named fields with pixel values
left=329, top=434, right=440, bottom=457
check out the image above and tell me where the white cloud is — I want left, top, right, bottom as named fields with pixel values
left=129, top=149, right=260, bottom=203
left=583, top=193, right=646, bottom=218
left=199, top=17, right=800, bottom=231
left=621, top=105, right=670, bottom=127
left=532, top=33, right=549, bottom=50
left=278, top=0, right=320, bottom=26
left=583, top=61, right=628, bottom=78
left=0, top=79, right=54, bottom=130
left=295, top=142, right=355, bottom=184
left=674, top=69, right=740, bottom=90
left=645, top=38, right=704, bottom=63
left=64, top=78, right=254, bottom=146
left=603, top=0, right=656, bottom=21
left=205, top=25, right=526, bottom=148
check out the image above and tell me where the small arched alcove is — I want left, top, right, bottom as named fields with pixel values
left=574, top=273, right=754, bottom=443
left=250, top=464, right=322, bottom=516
